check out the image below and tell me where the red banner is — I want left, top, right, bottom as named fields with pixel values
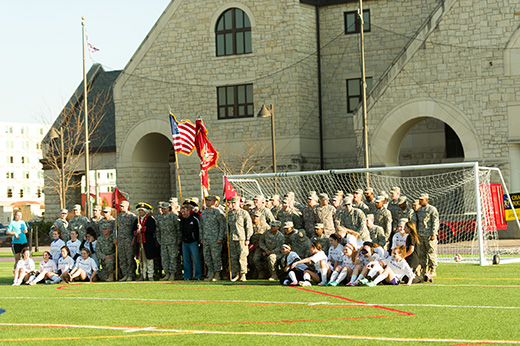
left=195, top=120, right=219, bottom=190
left=114, top=188, right=129, bottom=214
left=223, top=176, right=238, bottom=200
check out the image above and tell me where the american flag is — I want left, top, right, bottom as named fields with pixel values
left=169, top=113, right=196, bottom=156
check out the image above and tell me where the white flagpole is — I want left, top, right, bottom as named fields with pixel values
left=82, top=17, right=91, bottom=218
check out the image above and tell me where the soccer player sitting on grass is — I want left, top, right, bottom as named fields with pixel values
left=327, top=243, right=357, bottom=286
left=291, top=241, right=332, bottom=287
left=58, top=246, right=76, bottom=283
left=361, top=245, right=414, bottom=287
left=280, top=244, right=308, bottom=286
left=27, top=251, right=58, bottom=285
left=12, top=248, right=35, bottom=286
left=346, top=242, right=385, bottom=286
left=68, top=248, right=98, bottom=283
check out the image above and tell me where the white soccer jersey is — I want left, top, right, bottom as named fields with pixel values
left=66, top=239, right=82, bottom=258
left=50, top=239, right=66, bottom=265
left=391, top=232, right=408, bottom=249
left=340, top=254, right=355, bottom=270
left=287, top=251, right=307, bottom=271
left=58, top=256, right=75, bottom=273
left=382, top=257, right=414, bottom=280
left=75, top=257, right=98, bottom=276
left=373, top=246, right=389, bottom=260
left=310, top=250, right=331, bottom=270
left=16, top=258, right=35, bottom=271
left=328, top=244, right=344, bottom=264
left=38, top=260, right=57, bottom=273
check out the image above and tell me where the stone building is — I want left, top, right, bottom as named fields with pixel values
left=108, top=0, right=520, bottom=206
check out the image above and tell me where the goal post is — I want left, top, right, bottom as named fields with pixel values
left=224, top=162, right=520, bottom=266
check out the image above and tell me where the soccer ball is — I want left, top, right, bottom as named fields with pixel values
left=454, top=254, right=463, bottom=262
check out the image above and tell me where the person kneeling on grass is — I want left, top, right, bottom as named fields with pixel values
left=327, top=243, right=357, bottom=286
left=280, top=244, right=308, bottom=286
left=360, top=245, right=414, bottom=287
left=12, top=248, right=35, bottom=286
left=27, top=251, right=58, bottom=285
left=68, top=248, right=98, bottom=283
left=291, top=241, right=332, bottom=287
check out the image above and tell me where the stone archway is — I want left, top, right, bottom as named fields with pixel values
left=117, top=117, right=175, bottom=207
left=371, top=98, right=482, bottom=167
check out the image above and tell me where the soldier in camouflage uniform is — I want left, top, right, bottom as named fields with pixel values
left=340, top=198, right=370, bottom=241
left=251, top=195, right=276, bottom=227
left=373, top=195, right=392, bottom=239
left=366, top=214, right=386, bottom=247
left=117, top=201, right=137, bottom=281
left=156, top=201, right=181, bottom=281
left=387, top=187, right=401, bottom=229
left=414, top=193, right=439, bottom=277
left=259, top=220, right=285, bottom=281
left=50, top=209, right=69, bottom=242
left=227, top=196, right=253, bottom=282
left=200, top=196, right=226, bottom=282
left=270, top=195, right=282, bottom=219
left=311, top=223, right=330, bottom=255
left=97, top=223, right=116, bottom=282
left=364, top=188, right=377, bottom=215
left=286, top=192, right=304, bottom=212
left=249, top=210, right=271, bottom=279
left=395, top=196, right=415, bottom=227
left=301, top=193, right=318, bottom=238
left=89, top=206, right=103, bottom=237
left=277, top=198, right=302, bottom=229
left=352, top=189, right=370, bottom=215
left=68, top=204, right=89, bottom=241
left=99, top=207, right=116, bottom=236
left=283, top=221, right=311, bottom=259
left=314, top=193, right=339, bottom=236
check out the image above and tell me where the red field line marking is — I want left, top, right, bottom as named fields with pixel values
left=292, top=286, right=416, bottom=316
left=123, top=300, right=368, bottom=308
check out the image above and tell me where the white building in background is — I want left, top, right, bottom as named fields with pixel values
left=0, top=122, right=49, bottom=223
left=81, top=168, right=117, bottom=201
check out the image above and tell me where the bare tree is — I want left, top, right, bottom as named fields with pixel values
left=216, top=136, right=275, bottom=176
left=41, top=84, right=112, bottom=210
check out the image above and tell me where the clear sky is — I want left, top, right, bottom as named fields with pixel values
left=0, top=1, right=171, bottom=125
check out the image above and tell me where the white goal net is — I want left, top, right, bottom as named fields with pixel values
left=225, top=162, right=520, bottom=265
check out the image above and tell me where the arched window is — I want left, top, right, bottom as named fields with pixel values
left=215, top=8, right=252, bottom=57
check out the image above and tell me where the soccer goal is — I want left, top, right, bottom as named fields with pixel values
left=225, top=162, right=520, bottom=266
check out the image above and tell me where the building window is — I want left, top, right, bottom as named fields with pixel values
left=21, top=156, right=28, bottom=164
left=37, top=188, right=42, bottom=198
left=7, top=156, right=13, bottom=164
left=19, top=189, right=23, bottom=198
left=7, top=188, right=13, bottom=198
left=36, top=142, right=40, bottom=150
left=344, top=9, right=370, bottom=35
left=24, top=172, right=29, bottom=179
left=346, top=77, right=373, bottom=113
left=5, top=126, right=12, bottom=134
left=215, top=8, right=252, bottom=57
left=217, top=84, right=254, bottom=119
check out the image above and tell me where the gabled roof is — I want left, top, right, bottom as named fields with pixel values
left=42, top=64, right=121, bottom=153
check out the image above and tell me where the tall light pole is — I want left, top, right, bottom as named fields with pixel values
left=359, top=0, right=370, bottom=186
left=82, top=17, right=91, bottom=218
left=49, top=127, right=65, bottom=209
left=258, top=104, right=277, bottom=193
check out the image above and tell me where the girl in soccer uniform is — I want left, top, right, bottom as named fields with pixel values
left=27, top=251, right=58, bottom=285
left=280, top=244, right=308, bottom=286
left=391, top=219, right=408, bottom=250
left=69, top=248, right=98, bottom=282
left=327, top=243, right=357, bottom=286
left=291, top=241, right=332, bottom=286
left=363, top=245, right=414, bottom=286
left=58, top=246, right=76, bottom=283
left=66, top=230, right=82, bottom=260
left=12, top=248, right=35, bottom=286
left=346, top=242, right=383, bottom=286
left=328, top=233, right=344, bottom=268
left=50, top=230, right=66, bottom=266
left=81, top=229, right=98, bottom=267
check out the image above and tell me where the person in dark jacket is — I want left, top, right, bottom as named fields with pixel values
left=180, top=204, right=202, bottom=280
left=132, top=203, right=160, bottom=281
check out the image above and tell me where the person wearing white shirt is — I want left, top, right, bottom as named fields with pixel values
left=364, top=245, right=414, bottom=286
left=12, top=248, right=35, bottom=286
left=58, top=247, right=76, bottom=283
left=27, top=251, right=58, bottom=285
left=327, top=243, right=357, bottom=286
left=290, top=241, right=332, bottom=287
left=50, top=230, right=66, bottom=266
left=66, top=230, right=82, bottom=260
left=68, top=248, right=98, bottom=282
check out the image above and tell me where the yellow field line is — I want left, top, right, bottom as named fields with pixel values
left=0, top=332, right=193, bottom=342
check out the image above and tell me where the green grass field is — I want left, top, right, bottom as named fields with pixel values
left=0, top=255, right=519, bottom=345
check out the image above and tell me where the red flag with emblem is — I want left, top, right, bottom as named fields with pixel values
left=114, top=188, right=128, bottom=214
left=195, top=119, right=219, bottom=190
left=223, top=176, right=239, bottom=200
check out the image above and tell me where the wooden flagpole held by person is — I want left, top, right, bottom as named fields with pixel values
left=174, top=150, right=183, bottom=202
left=225, top=201, right=232, bottom=280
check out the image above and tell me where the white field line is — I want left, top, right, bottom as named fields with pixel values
left=1, top=296, right=520, bottom=310
left=0, top=323, right=519, bottom=344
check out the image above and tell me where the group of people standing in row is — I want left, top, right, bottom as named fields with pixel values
left=8, top=186, right=439, bottom=287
